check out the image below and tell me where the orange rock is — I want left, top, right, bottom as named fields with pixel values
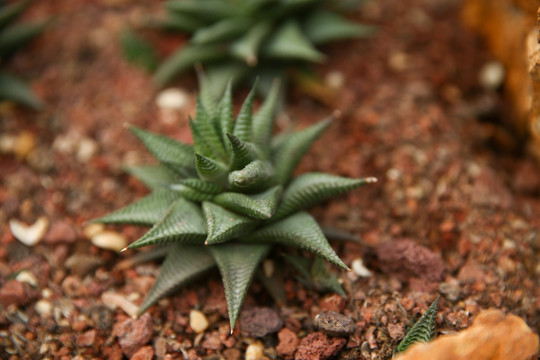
left=395, top=309, right=539, bottom=360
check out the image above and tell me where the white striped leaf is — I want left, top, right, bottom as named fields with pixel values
left=203, top=202, right=258, bottom=245
left=213, top=185, right=282, bottom=219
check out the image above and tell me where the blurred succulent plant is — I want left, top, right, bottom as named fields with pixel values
left=396, top=296, right=440, bottom=353
left=153, top=0, right=375, bottom=96
left=0, top=0, right=48, bottom=109
left=93, top=78, right=376, bottom=329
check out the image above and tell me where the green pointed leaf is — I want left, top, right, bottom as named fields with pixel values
left=261, top=20, right=324, bottom=62
left=0, top=71, right=43, bottom=109
left=168, top=183, right=214, bottom=202
left=124, top=164, right=179, bottom=190
left=0, top=19, right=49, bottom=59
left=397, top=297, right=440, bottom=353
left=214, top=185, right=282, bottom=219
left=245, top=212, right=347, bottom=269
left=226, top=132, right=262, bottom=170
left=219, top=80, right=234, bottom=145
left=205, top=62, right=249, bottom=99
left=230, top=20, right=272, bottom=66
left=209, top=243, right=271, bottom=330
left=154, top=43, right=225, bottom=87
left=189, top=117, right=214, bottom=159
left=228, top=160, right=274, bottom=192
left=193, top=97, right=227, bottom=161
left=195, top=153, right=229, bottom=185
left=196, top=67, right=219, bottom=121
left=129, top=126, right=195, bottom=174
left=129, top=198, right=206, bottom=248
left=233, top=82, right=257, bottom=142
left=273, top=118, right=330, bottom=184
left=160, top=12, right=207, bottom=32
left=0, top=0, right=30, bottom=30
left=251, top=78, right=280, bottom=153
left=203, top=202, right=258, bottom=245
left=310, top=256, right=346, bottom=297
left=166, top=0, right=237, bottom=21
left=192, top=17, right=251, bottom=44
left=137, top=244, right=216, bottom=314
left=274, top=173, right=374, bottom=220
left=303, top=10, right=376, bottom=45
left=92, top=189, right=179, bottom=226
left=180, top=178, right=223, bottom=194
left=119, top=28, right=159, bottom=72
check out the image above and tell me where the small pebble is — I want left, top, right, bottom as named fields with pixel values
left=101, top=291, right=138, bottom=317
left=156, top=88, right=189, bottom=110
left=351, top=258, right=372, bottom=278
left=325, top=71, right=345, bottom=90
left=479, top=61, right=505, bottom=91
left=245, top=342, right=265, bottom=360
left=76, top=137, right=99, bottom=163
left=189, top=309, right=209, bottom=333
left=130, top=345, right=154, bottom=360
left=91, top=230, right=128, bottom=252
left=115, top=313, right=154, bottom=357
left=35, top=299, right=53, bottom=317
left=15, top=270, right=37, bottom=287
left=314, top=311, right=356, bottom=337
left=9, top=217, right=49, bottom=247
left=83, top=223, right=105, bottom=238
left=240, top=307, right=283, bottom=337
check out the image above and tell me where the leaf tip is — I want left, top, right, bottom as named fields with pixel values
left=365, top=177, right=378, bottom=184
left=120, top=246, right=129, bottom=253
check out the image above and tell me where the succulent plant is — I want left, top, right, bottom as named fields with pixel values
left=153, top=0, right=375, bottom=95
left=93, top=79, right=376, bottom=329
left=0, top=0, right=48, bottom=109
left=396, top=296, right=440, bottom=353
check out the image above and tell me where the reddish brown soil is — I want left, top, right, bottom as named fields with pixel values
left=1, top=0, right=539, bottom=359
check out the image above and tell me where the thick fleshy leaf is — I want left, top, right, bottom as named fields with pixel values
left=205, top=62, right=249, bottom=99
left=129, top=198, right=206, bottom=248
left=310, top=256, right=346, bottom=296
left=274, top=172, right=374, bottom=220
left=272, top=118, right=330, bottom=184
left=251, top=78, right=280, bottom=153
left=203, top=202, right=258, bottom=244
left=166, top=0, right=237, bottom=21
left=228, top=160, right=274, bottom=192
left=129, top=126, right=195, bottom=174
left=192, top=17, right=251, bottom=44
left=196, top=67, right=219, bottom=121
left=226, top=132, right=262, bottom=170
left=0, top=0, right=29, bottom=30
left=92, top=189, right=179, bottom=226
left=124, top=164, right=179, bottom=190
left=209, top=243, right=271, bottom=330
left=244, top=211, right=347, bottom=269
left=230, top=20, right=272, bottom=66
left=213, top=185, right=282, bottom=219
left=0, top=20, right=49, bottom=59
left=193, top=97, right=227, bottom=161
left=233, top=83, right=257, bottom=142
left=396, top=297, right=440, bottom=353
left=180, top=178, right=223, bottom=194
left=154, top=43, right=225, bottom=87
left=160, top=12, right=206, bottom=32
left=303, top=10, right=376, bottom=45
left=219, top=80, right=234, bottom=145
left=195, top=153, right=229, bottom=185
left=0, top=71, right=43, bottom=109
left=168, top=183, right=214, bottom=202
left=119, top=28, right=158, bottom=72
left=261, top=20, right=324, bottom=62
left=137, top=244, right=216, bottom=315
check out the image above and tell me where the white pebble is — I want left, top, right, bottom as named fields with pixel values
left=91, top=230, right=127, bottom=252
left=101, top=291, right=138, bottom=317
left=156, top=88, right=189, bottom=110
left=9, top=216, right=49, bottom=247
left=324, top=71, right=345, bottom=90
left=189, top=309, right=209, bottom=333
left=35, top=299, right=53, bottom=317
left=352, top=258, right=372, bottom=278
left=83, top=223, right=105, bottom=238
left=479, top=61, right=505, bottom=90
left=245, top=342, right=265, bottom=360
left=76, top=137, right=99, bottom=163
left=15, top=270, right=37, bottom=287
